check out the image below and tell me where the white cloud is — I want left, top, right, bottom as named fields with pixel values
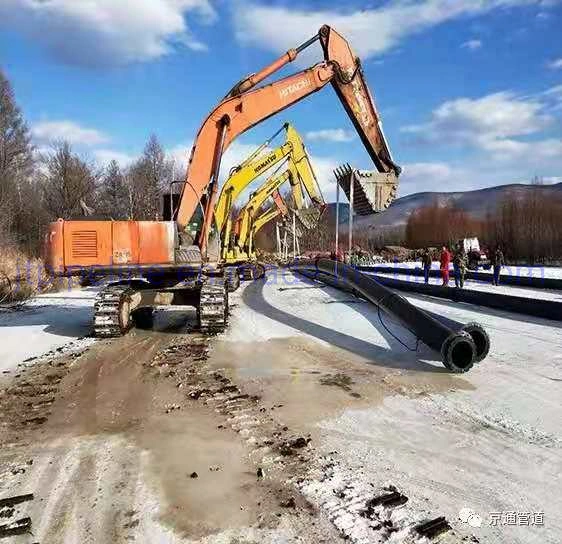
left=402, top=90, right=562, bottom=161
left=307, top=155, right=339, bottom=200
left=233, top=1, right=547, bottom=60
left=32, top=120, right=110, bottom=146
left=305, top=129, right=355, bottom=143
left=547, top=58, right=562, bottom=70
left=461, top=39, right=483, bottom=50
left=398, top=162, right=464, bottom=194
left=402, top=162, right=454, bottom=183
left=0, top=0, right=217, bottom=66
left=93, top=149, right=137, bottom=168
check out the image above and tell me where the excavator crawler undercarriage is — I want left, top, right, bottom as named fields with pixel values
left=92, top=275, right=229, bottom=338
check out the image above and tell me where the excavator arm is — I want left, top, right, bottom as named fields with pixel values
left=291, top=153, right=323, bottom=210
left=233, top=145, right=323, bottom=256
left=252, top=191, right=288, bottom=237
left=213, top=124, right=308, bottom=245
left=234, top=168, right=294, bottom=254
left=175, top=25, right=400, bottom=257
left=214, top=123, right=309, bottom=260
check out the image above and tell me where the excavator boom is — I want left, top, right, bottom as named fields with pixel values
left=175, top=25, right=400, bottom=256
left=252, top=191, right=289, bottom=239
left=214, top=124, right=305, bottom=239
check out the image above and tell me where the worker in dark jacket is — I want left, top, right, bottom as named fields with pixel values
left=440, top=245, right=451, bottom=286
left=453, top=246, right=468, bottom=288
left=491, top=246, right=505, bottom=285
left=421, top=248, right=432, bottom=284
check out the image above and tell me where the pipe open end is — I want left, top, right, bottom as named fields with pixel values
left=461, top=322, right=490, bottom=363
left=441, top=332, right=476, bottom=373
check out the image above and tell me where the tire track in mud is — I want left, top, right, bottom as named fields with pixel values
left=34, top=330, right=176, bottom=543
left=0, top=329, right=176, bottom=543
left=0, top=327, right=340, bottom=543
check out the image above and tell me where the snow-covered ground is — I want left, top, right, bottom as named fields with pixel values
left=223, top=269, right=562, bottom=544
left=2, top=271, right=561, bottom=543
left=0, top=288, right=95, bottom=373
left=378, top=261, right=562, bottom=280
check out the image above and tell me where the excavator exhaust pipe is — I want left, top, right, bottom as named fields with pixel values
left=292, top=260, right=486, bottom=372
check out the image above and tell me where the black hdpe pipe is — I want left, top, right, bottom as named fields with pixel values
left=422, top=310, right=490, bottom=364
left=297, top=267, right=490, bottom=364
left=369, top=273, right=562, bottom=322
left=292, top=259, right=479, bottom=373
left=357, top=265, right=562, bottom=290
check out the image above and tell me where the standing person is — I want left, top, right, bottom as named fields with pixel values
left=440, top=245, right=451, bottom=286
left=453, top=246, right=467, bottom=288
left=491, top=246, right=505, bottom=285
left=421, top=248, right=432, bottom=284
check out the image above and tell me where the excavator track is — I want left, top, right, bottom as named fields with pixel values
left=93, top=284, right=134, bottom=338
left=198, top=280, right=228, bottom=334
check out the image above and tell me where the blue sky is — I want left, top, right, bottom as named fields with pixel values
left=1, top=0, right=561, bottom=200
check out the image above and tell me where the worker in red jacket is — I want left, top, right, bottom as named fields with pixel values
left=440, top=245, right=451, bottom=286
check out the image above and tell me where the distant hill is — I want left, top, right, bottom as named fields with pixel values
left=326, top=182, right=562, bottom=231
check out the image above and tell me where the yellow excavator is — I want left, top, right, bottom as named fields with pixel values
left=214, top=123, right=313, bottom=258
left=228, top=153, right=323, bottom=265
left=214, top=122, right=324, bottom=283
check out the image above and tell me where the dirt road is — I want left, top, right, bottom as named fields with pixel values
left=0, top=310, right=340, bottom=543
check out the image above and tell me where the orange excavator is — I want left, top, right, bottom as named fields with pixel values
left=44, top=25, right=400, bottom=337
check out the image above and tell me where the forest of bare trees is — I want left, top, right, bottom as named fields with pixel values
left=405, top=189, right=562, bottom=263
left=0, top=69, right=176, bottom=258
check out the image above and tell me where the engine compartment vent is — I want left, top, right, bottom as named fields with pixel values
left=71, top=230, right=98, bottom=259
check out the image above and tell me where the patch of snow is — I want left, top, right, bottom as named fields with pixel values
left=381, top=261, right=562, bottom=280
left=231, top=269, right=562, bottom=543
left=0, top=288, right=96, bottom=373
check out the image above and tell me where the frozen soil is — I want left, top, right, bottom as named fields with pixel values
left=0, top=269, right=561, bottom=543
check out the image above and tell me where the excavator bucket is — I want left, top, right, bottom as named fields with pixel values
left=295, top=207, right=323, bottom=230
left=334, top=164, right=398, bottom=215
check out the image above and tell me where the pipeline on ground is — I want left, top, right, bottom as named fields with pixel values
left=357, top=265, right=562, bottom=290
left=366, top=273, right=562, bottom=322
left=291, top=259, right=489, bottom=373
